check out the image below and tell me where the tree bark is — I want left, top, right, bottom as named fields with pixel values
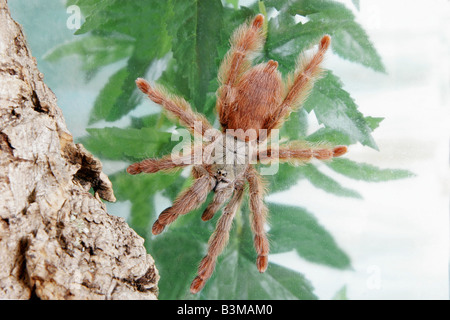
left=0, top=0, right=158, bottom=299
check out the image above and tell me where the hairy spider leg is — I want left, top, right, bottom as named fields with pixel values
left=265, top=35, right=331, bottom=132
left=152, top=174, right=214, bottom=235
left=245, top=167, right=269, bottom=273
left=127, top=150, right=197, bottom=175
left=257, top=142, right=348, bottom=165
left=201, top=184, right=235, bottom=221
left=216, top=14, right=266, bottom=129
left=136, top=78, right=213, bottom=137
left=190, top=181, right=245, bottom=294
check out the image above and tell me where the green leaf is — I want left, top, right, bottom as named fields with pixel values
left=264, top=7, right=304, bottom=74
left=129, top=197, right=155, bottom=238
left=149, top=190, right=318, bottom=300
left=280, top=108, right=310, bottom=140
left=82, top=127, right=172, bottom=161
left=332, top=285, right=348, bottom=300
left=328, top=18, right=385, bottom=73
left=147, top=184, right=213, bottom=299
left=262, top=263, right=317, bottom=300
left=304, top=70, right=378, bottom=150
left=305, top=118, right=383, bottom=147
left=266, top=162, right=361, bottom=198
left=264, top=0, right=385, bottom=73
left=88, top=66, right=129, bottom=124
left=265, top=163, right=304, bottom=193
left=160, top=0, right=223, bottom=110
left=89, top=46, right=171, bottom=124
left=44, top=35, right=134, bottom=78
left=327, top=158, right=416, bottom=182
left=111, top=170, right=182, bottom=238
left=203, top=251, right=317, bottom=300
left=150, top=192, right=349, bottom=299
left=195, top=204, right=317, bottom=300
left=113, top=171, right=182, bottom=205
left=66, top=0, right=173, bottom=123
left=306, top=127, right=355, bottom=146
left=89, top=44, right=155, bottom=124
left=150, top=224, right=210, bottom=299
left=71, top=1, right=162, bottom=38
left=269, top=203, right=351, bottom=269
left=364, top=116, right=384, bottom=131
left=300, top=164, right=362, bottom=198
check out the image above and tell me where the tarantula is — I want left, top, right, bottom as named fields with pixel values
left=127, top=14, right=347, bottom=294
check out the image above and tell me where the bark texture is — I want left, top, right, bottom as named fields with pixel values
left=0, top=0, right=159, bottom=299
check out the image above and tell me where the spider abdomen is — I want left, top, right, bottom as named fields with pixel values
left=225, top=61, right=283, bottom=137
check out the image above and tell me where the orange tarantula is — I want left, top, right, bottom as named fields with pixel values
left=127, top=14, right=347, bottom=294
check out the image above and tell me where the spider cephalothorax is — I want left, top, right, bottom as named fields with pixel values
left=127, top=14, right=347, bottom=293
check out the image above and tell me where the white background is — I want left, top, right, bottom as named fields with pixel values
left=267, top=0, right=449, bottom=299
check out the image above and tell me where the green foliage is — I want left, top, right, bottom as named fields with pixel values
left=150, top=196, right=319, bottom=299
left=332, top=285, right=349, bottom=300
left=304, top=71, right=379, bottom=150
left=327, top=158, right=415, bottom=182
left=264, top=0, right=385, bottom=73
left=268, top=203, right=351, bottom=268
left=49, top=0, right=413, bottom=299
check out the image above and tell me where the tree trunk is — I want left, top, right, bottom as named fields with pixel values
left=0, top=0, right=158, bottom=299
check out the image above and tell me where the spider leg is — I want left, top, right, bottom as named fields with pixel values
left=152, top=173, right=214, bottom=235
left=245, top=167, right=270, bottom=273
left=216, top=14, right=265, bottom=128
left=127, top=150, right=197, bottom=175
left=257, top=142, right=347, bottom=164
left=136, top=78, right=215, bottom=138
left=190, top=180, right=245, bottom=294
left=265, top=35, right=331, bottom=132
left=201, top=184, right=234, bottom=221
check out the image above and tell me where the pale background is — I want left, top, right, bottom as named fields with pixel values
left=8, top=0, right=449, bottom=299
left=267, top=0, right=450, bottom=300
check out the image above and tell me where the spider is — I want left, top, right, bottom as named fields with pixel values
left=127, top=14, right=347, bottom=294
